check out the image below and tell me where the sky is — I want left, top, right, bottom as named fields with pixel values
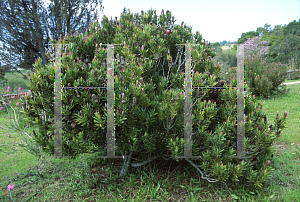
left=1, top=0, right=300, bottom=67
left=96, top=0, right=300, bottom=43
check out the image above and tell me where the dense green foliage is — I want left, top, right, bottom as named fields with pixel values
left=224, top=55, right=290, bottom=99
left=18, top=8, right=288, bottom=189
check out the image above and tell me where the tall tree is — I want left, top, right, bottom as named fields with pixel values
left=0, top=0, right=104, bottom=79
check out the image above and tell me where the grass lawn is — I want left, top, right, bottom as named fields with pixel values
left=0, top=69, right=299, bottom=201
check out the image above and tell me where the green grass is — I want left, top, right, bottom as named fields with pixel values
left=220, top=45, right=232, bottom=51
left=0, top=69, right=34, bottom=95
left=284, top=79, right=300, bottom=83
left=0, top=69, right=299, bottom=201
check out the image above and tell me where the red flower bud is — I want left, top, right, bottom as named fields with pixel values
left=131, top=73, right=134, bottom=80
left=276, top=111, right=279, bottom=119
left=283, top=111, right=287, bottom=119
left=266, top=160, right=270, bottom=168
left=216, top=155, right=219, bottom=163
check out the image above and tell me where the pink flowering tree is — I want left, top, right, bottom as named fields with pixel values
left=243, top=36, right=270, bottom=63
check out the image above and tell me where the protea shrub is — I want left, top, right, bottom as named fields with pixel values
left=18, top=8, right=288, bottom=190
left=225, top=54, right=289, bottom=99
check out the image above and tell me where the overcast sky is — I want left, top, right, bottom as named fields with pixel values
left=1, top=0, right=300, bottom=67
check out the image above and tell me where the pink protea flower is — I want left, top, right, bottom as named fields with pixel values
left=20, top=92, right=24, bottom=95
left=18, top=87, right=22, bottom=92
left=11, top=96, right=15, bottom=99
left=16, top=102, right=20, bottom=106
left=0, top=107, right=3, bottom=111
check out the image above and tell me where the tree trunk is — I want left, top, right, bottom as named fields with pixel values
left=119, top=150, right=133, bottom=178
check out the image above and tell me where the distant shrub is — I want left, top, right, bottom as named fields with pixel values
left=225, top=55, right=289, bottom=99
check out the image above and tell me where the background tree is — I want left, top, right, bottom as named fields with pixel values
left=282, top=20, right=300, bottom=36
left=0, top=0, right=104, bottom=79
left=237, top=31, right=259, bottom=44
left=243, top=36, right=270, bottom=63
left=257, top=24, right=284, bottom=47
left=256, top=23, right=272, bottom=37
left=251, top=21, right=300, bottom=68
left=219, top=40, right=228, bottom=46
left=267, top=34, right=300, bottom=69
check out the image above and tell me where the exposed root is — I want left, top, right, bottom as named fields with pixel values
left=184, top=157, right=219, bottom=183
